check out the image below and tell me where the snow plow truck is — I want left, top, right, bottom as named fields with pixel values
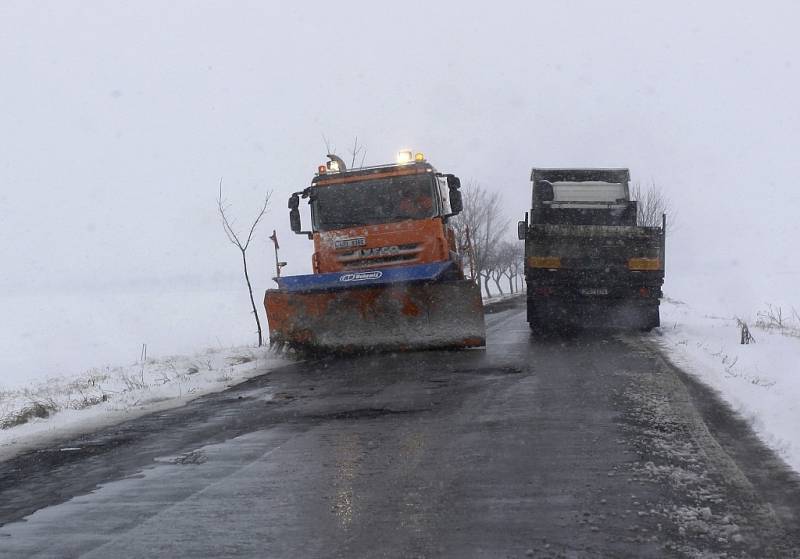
left=264, top=151, right=485, bottom=352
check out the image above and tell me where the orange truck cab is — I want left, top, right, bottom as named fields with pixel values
left=290, top=155, right=463, bottom=274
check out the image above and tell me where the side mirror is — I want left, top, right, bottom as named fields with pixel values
left=290, top=208, right=301, bottom=233
left=444, top=174, right=463, bottom=216
left=517, top=220, right=527, bottom=240
left=289, top=190, right=313, bottom=238
left=449, top=188, right=463, bottom=215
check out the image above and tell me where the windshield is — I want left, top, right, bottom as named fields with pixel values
left=311, top=174, right=436, bottom=231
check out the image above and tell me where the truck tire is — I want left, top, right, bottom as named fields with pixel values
left=528, top=300, right=570, bottom=335
left=529, top=321, right=546, bottom=334
left=527, top=302, right=548, bottom=335
left=640, top=305, right=660, bottom=332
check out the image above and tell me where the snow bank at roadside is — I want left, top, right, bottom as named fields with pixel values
left=0, top=346, right=289, bottom=460
left=656, top=298, right=800, bottom=473
left=483, top=292, right=521, bottom=303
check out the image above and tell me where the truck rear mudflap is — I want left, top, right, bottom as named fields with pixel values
left=265, top=263, right=485, bottom=353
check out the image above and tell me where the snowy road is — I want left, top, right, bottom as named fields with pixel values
left=1, top=300, right=799, bottom=558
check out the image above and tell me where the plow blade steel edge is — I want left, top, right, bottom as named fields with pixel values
left=265, top=280, right=485, bottom=351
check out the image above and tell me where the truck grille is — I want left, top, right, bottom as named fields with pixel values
left=337, top=243, right=422, bottom=269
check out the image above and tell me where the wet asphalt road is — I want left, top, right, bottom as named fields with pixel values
left=1, top=299, right=800, bottom=558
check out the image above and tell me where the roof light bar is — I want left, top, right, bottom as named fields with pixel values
left=397, top=150, right=413, bottom=164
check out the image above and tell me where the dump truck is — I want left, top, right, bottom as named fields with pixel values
left=518, top=168, right=665, bottom=332
left=264, top=151, right=485, bottom=352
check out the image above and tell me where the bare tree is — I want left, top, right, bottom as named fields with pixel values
left=497, top=241, right=524, bottom=293
left=513, top=242, right=526, bottom=292
left=217, top=180, right=272, bottom=347
left=489, top=254, right=506, bottom=296
left=348, top=136, right=367, bottom=169
left=320, top=134, right=367, bottom=169
left=451, top=181, right=509, bottom=297
left=631, top=181, right=675, bottom=231
left=321, top=133, right=335, bottom=157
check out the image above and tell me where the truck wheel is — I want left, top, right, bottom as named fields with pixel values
left=527, top=306, right=550, bottom=336
left=639, top=306, right=660, bottom=332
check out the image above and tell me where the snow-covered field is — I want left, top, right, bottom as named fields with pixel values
left=1, top=286, right=270, bottom=388
left=657, top=296, right=800, bottom=473
left=0, top=342, right=289, bottom=461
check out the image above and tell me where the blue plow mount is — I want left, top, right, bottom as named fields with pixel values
left=274, top=261, right=457, bottom=293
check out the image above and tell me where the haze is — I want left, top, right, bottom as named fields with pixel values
left=1, top=2, right=798, bottom=370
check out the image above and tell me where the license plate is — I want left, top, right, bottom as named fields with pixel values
left=579, top=287, right=608, bottom=296
left=334, top=237, right=366, bottom=249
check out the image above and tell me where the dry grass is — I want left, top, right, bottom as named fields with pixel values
left=1, top=398, right=59, bottom=429
left=755, top=304, right=800, bottom=337
left=226, top=351, right=256, bottom=366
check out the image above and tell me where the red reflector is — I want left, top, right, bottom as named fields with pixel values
left=639, top=287, right=650, bottom=297
left=534, top=287, right=554, bottom=296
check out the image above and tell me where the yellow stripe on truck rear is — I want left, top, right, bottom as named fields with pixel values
left=627, top=257, right=661, bottom=271
left=529, top=256, right=562, bottom=269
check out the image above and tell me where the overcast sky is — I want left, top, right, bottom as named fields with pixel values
left=1, top=1, right=798, bottom=305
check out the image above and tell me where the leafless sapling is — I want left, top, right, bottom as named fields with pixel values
left=217, top=180, right=272, bottom=347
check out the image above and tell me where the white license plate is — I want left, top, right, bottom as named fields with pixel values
left=579, top=287, right=608, bottom=296
left=334, top=237, right=366, bottom=249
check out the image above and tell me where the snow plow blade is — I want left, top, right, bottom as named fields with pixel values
left=264, top=264, right=485, bottom=352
